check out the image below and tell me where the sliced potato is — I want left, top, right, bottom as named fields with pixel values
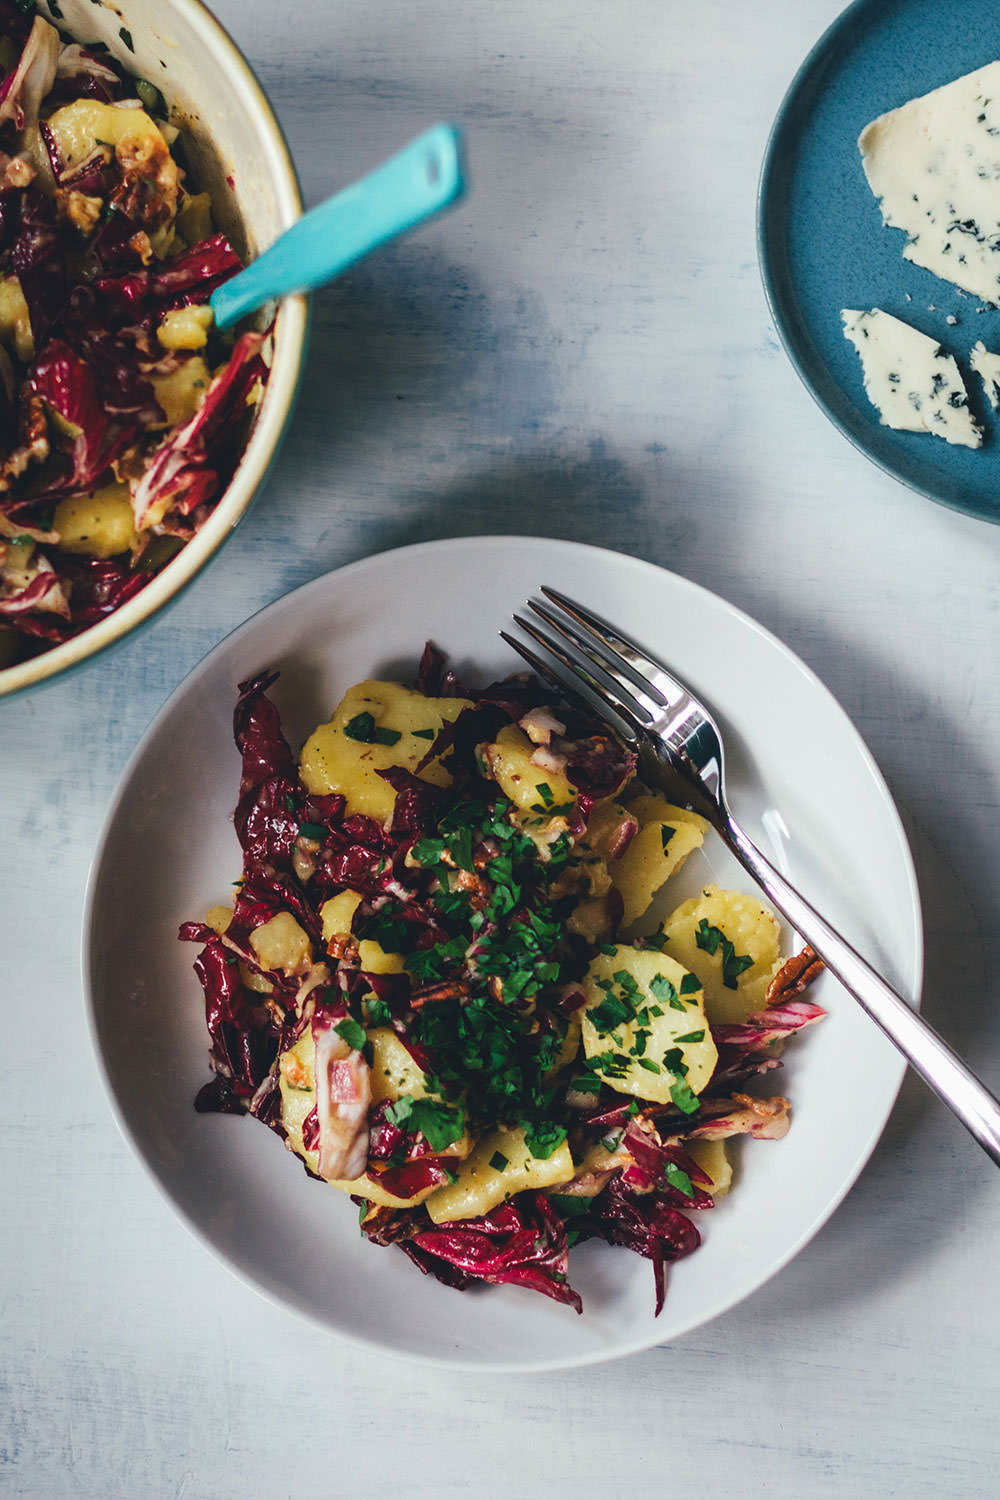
left=625, top=793, right=709, bottom=834
left=480, top=723, right=576, bottom=817
left=249, top=911, right=312, bottom=976
left=157, top=306, right=213, bottom=352
left=424, top=1125, right=574, bottom=1224
left=299, top=680, right=472, bottom=822
left=612, top=818, right=705, bottom=926
left=53, top=484, right=138, bottom=558
left=580, top=945, right=717, bottom=1104
left=203, top=904, right=233, bottom=936
left=659, top=885, right=783, bottom=1025
left=366, top=1028, right=429, bottom=1104
left=320, top=891, right=362, bottom=943
left=0, top=275, right=32, bottom=363
left=685, top=1137, right=733, bottom=1198
left=151, top=356, right=210, bottom=425
left=44, top=98, right=166, bottom=170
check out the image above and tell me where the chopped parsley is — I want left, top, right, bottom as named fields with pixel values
left=411, top=727, right=437, bottom=740
left=334, top=1017, right=367, bottom=1052
left=364, top=997, right=394, bottom=1028
left=385, top=1095, right=465, bottom=1152
left=650, top=972, right=685, bottom=1012
left=664, top=1162, right=694, bottom=1197
left=670, top=1078, right=701, bottom=1115
left=660, top=825, right=675, bottom=850
left=524, top=1121, right=568, bottom=1159
left=694, top=919, right=754, bottom=989
left=298, top=821, right=327, bottom=841
left=489, top=1151, right=509, bottom=1173
left=342, top=711, right=402, bottom=746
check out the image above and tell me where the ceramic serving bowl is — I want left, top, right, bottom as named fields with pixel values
left=0, top=0, right=308, bottom=698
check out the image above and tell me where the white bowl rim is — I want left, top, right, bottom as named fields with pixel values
left=83, top=535, right=925, bottom=1373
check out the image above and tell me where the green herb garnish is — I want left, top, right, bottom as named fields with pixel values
left=342, top=711, right=402, bottom=746
left=664, top=1162, right=694, bottom=1197
left=334, top=1017, right=366, bottom=1052
left=694, top=919, right=754, bottom=988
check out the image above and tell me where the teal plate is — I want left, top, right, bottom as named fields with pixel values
left=758, top=0, right=1000, bottom=523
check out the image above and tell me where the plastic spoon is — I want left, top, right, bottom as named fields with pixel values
left=210, top=122, right=465, bottom=330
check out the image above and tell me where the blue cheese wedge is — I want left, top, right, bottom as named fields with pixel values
left=858, top=62, right=1000, bottom=304
left=841, top=308, right=982, bottom=447
left=970, top=340, right=1000, bottom=410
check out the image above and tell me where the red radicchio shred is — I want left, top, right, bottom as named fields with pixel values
left=377, top=764, right=445, bottom=835
left=92, top=233, right=242, bottom=318
left=188, top=933, right=279, bottom=1100
left=11, top=187, right=66, bottom=342
left=29, top=337, right=133, bottom=496
left=371, top=1157, right=455, bottom=1198
left=417, top=640, right=447, bottom=696
left=563, top=733, right=637, bottom=804
left=130, top=329, right=265, bottom=531
left=619, top=1121, right=714, bottom=1203
left=38, top=118, right=63, bottom=179
left=573, top=1177, right=703, bottom=1315
left=710, top=996, right=826, bottom=1076
left=408, top=1192, right=583, bottom=1312
left=367, top=1099, right=451, bottom=1168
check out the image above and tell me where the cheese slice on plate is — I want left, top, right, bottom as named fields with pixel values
left=841, top=308, right=982, bottom=447
left=858, top=61, right=1000, bottom=304
left=970, top=340, right=1000, bottom=410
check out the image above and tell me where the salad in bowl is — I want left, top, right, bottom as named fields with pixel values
left=0, top=0, right=306, bottom=694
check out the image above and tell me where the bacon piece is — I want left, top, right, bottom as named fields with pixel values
left=312, top=1018, right=371, bottom=1181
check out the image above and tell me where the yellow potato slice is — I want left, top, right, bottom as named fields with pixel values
left=660, top=884, right=783, bottom=1025
left=249, top=911, right=312, bottom=976
left=685, top=1138, right=732, bottom=1198
left=300, top=680, right=472, bottom=822
left=480, top=723, right=576, bottom=815
left=424, top=1125, right=574, bottom=1224
left=580, top=945, right=717, bottom=1105
left=612, top=818, right=704, bottom=926
left=53, top=485, right=138, bottom=559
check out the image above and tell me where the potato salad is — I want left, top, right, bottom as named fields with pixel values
left=181, top=650, right=825, bottom=1313
left=0, top=12, right=266, bottom=669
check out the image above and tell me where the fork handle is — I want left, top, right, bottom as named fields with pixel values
left=721, top=814, right=1000, bottom=1167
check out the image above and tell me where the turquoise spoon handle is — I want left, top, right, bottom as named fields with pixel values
left=210, top=123, right=465, bottom=329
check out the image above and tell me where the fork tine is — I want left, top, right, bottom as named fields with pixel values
left=499, top=630, right=579, bottom=703
left=509, top=615, right=649, bottom=736
left=527, top=596, right=667, bottom=724
left=499, top=630, right=636, bottom=740
left=540, top=585, right=687, bottom=707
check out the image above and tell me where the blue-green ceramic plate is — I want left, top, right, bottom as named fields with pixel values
left=758, top=0, right=1000, bottom=523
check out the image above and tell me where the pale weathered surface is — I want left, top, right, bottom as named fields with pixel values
left=2, top=1, right=999, bottom=1495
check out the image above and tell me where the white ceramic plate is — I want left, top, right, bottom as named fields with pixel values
left=85, top=536, right=922, bottom=1371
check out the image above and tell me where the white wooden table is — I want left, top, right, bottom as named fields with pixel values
left=3, top=1, right=998, bottom=1494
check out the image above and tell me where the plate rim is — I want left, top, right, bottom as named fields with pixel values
left=756, top=0, right=1000, bottom=526
left=83, top=535, right=924, bottom=1371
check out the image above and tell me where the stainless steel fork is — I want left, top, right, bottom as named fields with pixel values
left=504, top=586, right=1000, bottom=1168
